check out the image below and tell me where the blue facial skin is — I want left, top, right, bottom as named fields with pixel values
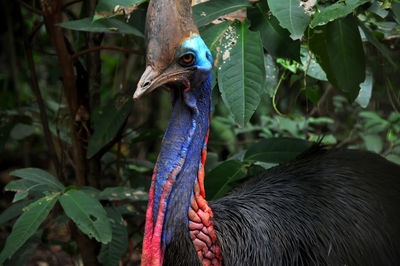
left=150, top=34, right=214, bottom=249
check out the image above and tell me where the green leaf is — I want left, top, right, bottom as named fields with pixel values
left=10, top=168, right=65, bottom=191
left=0, top=194, right=59, bottom=264
left=201, top=20, right=233, bottom=62
left=300, top=48, right=328, bottom=81
left=309, top=15, right=365, bottom=101
left=248, top=2, right=300, bottom=61
left=0, top=200, right=34, bottom=225
left=265, top=54, right=279, bottom=97
left=310, top=0, right=369, bottom=28
left=58, top=17, right=144, bottom=37
left=4, top=230, right=42, bottom=266
left=98, top=207, right=128, bottom=266
left=267, top=0, right=310, bottom=40
left=95, top=0, right=147, bottom=19
left=87, top=97, right=133, bottom=159
left=59, top=189, right=112, bottom=244
left=245, top=137, right=312, bottom=163
left=355, top=70, right=373, bottom=108
left=217, top=20, right=266, bottom=126
left=362, top=134, right=383, bottom=153
left=5, top=179, right=53, bottom=202
left=193, top=0, right=251, bottom=27
left=10, top=123, right=36, bottom=140
left=97, top=187, right=148, bottom=201
left=359, top=22, right=397, bottom=68
left=205, top=160, right=247, bottom=200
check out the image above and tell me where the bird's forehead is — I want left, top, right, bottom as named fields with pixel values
left=180, top=34, right=209, bottom=54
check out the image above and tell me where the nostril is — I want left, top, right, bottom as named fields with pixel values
left=142, top=81, right=150, bottom=88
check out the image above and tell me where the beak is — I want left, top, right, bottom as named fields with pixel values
left=133, top=66, right=160, bottom=100
left=133, top=65, right=194, bottom=100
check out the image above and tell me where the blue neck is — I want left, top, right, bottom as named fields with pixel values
left=152, top=72, right=212, bottom=247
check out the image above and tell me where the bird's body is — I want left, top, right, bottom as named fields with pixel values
left=165, top=147, right=400, bottom=265
left=134, top=1, right=400, bottom=265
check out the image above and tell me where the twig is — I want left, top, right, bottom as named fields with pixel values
left=17, top=0, right=43, bottom=15
left=72, top=46, right=144, bottom=60
left=25, top=40, right=61, bottom=177
left=272, top=70, right=288, bottom=116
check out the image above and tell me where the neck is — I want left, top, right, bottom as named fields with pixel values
left=141, top=73, right=222, bottom=265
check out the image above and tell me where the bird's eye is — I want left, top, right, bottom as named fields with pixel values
left=179, top=53, right=195, bottom=67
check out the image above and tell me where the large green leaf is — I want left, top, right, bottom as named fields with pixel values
left=310, top=0, right=369, bottom=28
left=217, top=20, right=266, bottom=126
left=58, top=17, right=144, bottom=37
left=98, top=207, right=128, bottom=266
left=201, top=21, right=233, bottom=62
left=0, top=194, right=59, bottom=264
left=193, top=0, right=251, bottom=27
left=309, top=15, right=365, bottom=101
left=248, top=1, right=300, bottom=61
left=59, top=189, right=112, bottom=244
left=245, top=137, right=312, bottom=163
left=87, top=97, right=133, bottom=159
left=205, top=160, right=247, bottom=200
left=267, top=0, right=310, bottom=40
left=9, top=168, right=65, bottom=191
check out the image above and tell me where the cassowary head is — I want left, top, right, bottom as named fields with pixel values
left=134, top=0, right=213, bottom=100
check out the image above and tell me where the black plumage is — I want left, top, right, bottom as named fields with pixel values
left=165, top=147, right=400, bottom=265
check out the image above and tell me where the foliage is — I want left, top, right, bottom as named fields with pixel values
left=0, top=0, right=399, bottom=265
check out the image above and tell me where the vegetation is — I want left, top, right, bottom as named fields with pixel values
left=0, top=0, right=399, bottom=265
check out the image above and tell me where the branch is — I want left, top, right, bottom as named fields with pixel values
left=40, top=0, right=87, bottom=186
left=72, top=46, right=144, bottom=60
left=17, top=0, right=43, bottom=15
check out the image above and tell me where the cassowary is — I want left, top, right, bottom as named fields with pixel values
left=133, top=0, right=400, bottom=265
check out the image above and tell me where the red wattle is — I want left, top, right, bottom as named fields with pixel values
left=188, top=128, right=223, bottom=266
